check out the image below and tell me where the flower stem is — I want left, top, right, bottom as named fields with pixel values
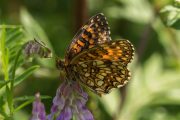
left=9, top=47, right=24, bottom=116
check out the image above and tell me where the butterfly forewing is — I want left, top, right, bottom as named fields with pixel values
left=71, top=39, right=134, bottom=65
left=65, top=13, right=111, bottom=64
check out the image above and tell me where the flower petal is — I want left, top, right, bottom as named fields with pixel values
left=57, top=106, right=72, bottom=120
left=31, top=93, right=46, bottom=120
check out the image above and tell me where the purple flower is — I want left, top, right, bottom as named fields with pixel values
left=23, top=39, right=52, bottom=58
left=48, top=80, right=94, bottom=120
left=30, top=93, right=46, bottom=120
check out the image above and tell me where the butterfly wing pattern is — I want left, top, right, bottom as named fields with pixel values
left=72, top=60, right=130, bottom=95
left=65, top=13, right=111, bottom=64
left=59, top=13, right=134, bottom=95
left=71, top=40, right=134, bottom=65
left=71, top=40, right=134, bottom=95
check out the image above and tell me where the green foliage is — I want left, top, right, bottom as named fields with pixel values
left=174, top=0, right=180, bottom=7
left=160, top=2, right=180, bottom=29
left=105, top=0, right=154, bottom=24
left=0, top=25, right=50, bottom=119
left=0, top=80, right=11, bottom=89
left=20, top=8, right=55, bottom=68
left=14, top=65, right=40, bottom=86
left=14, top=95, right=51, bottom=113
left=117, top=54, right=180, bottom=120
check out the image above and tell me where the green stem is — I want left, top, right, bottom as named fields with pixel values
left=0, top=26, right=11, bottom=117
left=9, top=47, right=23, bottom=116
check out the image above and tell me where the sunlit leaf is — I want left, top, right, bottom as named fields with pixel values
left=117, top=54, right=180, bottom=120
left=20, top=8, right=54, bottom=68
left=0, top=80, right=11, bottom=89
left=160, top=5, right=180, bottom=29
left=0, top=26, right=9, bottom=80
left=6, top=27, right=24, bottom=46
left=100, top=89, right=121, bottom=116
left=174, top=0, right=180, bottom=8
left=105, top=0, right=154, bottom=24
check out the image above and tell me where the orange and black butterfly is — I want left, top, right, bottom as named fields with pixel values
left=56, top=13, right=134, bottom=95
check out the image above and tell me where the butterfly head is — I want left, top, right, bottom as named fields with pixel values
left=56, top=58, right=65, bottom=71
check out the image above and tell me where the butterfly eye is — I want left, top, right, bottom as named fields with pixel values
left=56, top=59, right=65, bottom=70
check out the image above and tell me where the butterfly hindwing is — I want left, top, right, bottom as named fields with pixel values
left=72, top=60, right=130, bottom=95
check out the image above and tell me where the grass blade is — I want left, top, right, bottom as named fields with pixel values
left=14, top=99, right=34, bottom=112
left=14, top=95, right=51, bottom=112
left=14, top=65, right=40, bottom=86
left=14, top=95, right=51, bottom=102
left=0, top=80, right=11, bottom=89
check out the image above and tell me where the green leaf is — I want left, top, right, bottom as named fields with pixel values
left=14, top=65, right=40, bottom=86
left=14, top=95, right=51, bottom=112
left=6, top=27, right=24, bottom=46
left=0, top=80, right=11, bottom=89
left=14, top=99, right=34, bottom=112
left=0, top=26, right=9, bottom=80
left=105, top=0, right=154, bottom=24
left=20, top=8, right=54, bottom=68
left=0, top=25, right=6, bottom=54
left=117, top=54, right=180, bottom=120
left=100, top=89, right=121, bottom=115
left=5, top=85, right=12, bottom=114
left=160, top=5, right=180, bottom=29
left=14, top=95, right=51, bottom=102
left=0, top=97, right=8, bottom=118
left=174, top=0, right=180, bottom=8
left=20, top=8, right=52, bottom=48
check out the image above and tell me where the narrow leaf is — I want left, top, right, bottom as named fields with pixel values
left=14, top=65, right=40, bottom=86
left=0, top=80, right=11, bottom=89
left=14, top=95, right=51, bottom=102
left=0, top=26, right=9, bottom=80
left=20, top=8, right=54, bottom=68
left=6, top=27, right=24, bottom=45
left=14, top=95, right=51, bottom=112
left=0, top=25, right=6, bottom=54
left=14, top=99, right=34, bottom=112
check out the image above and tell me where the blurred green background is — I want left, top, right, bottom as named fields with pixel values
left=0, top=0, right=180, bottom=120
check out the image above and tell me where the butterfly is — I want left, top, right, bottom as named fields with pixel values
left=56, top=13, right=134, bottom=95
